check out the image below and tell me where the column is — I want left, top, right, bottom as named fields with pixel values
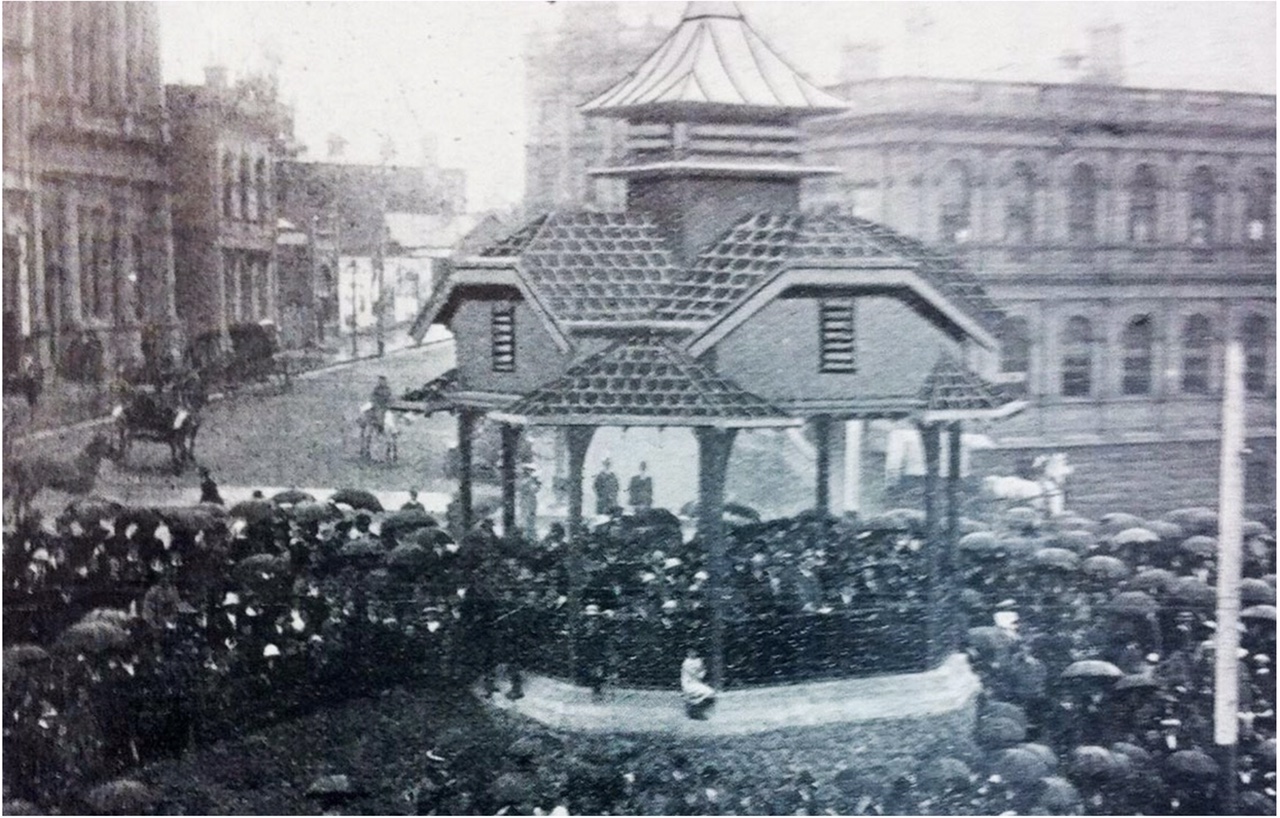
left=946, top=422, right=962, bottom=572
left=63, top=192, right=81, bottom=328
left=456, top=409, right=478, bottom=537
left=159, top=192, right=177, bottom=322
left=696, top=426, right=737, bottom=689
left=215, top=246, right=230, bottom=341
left=920, top=422, right=942, bottom=666
left=843, top=419, right=864, bottom=515
left=500, top=423, right=521, bottom=537
left=812, top=415, right=831, bottom=517
left=119, top=205, right=136, bottom=330
left=564, top=425, right=596, bottom=669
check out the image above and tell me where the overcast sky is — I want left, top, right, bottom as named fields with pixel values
left=157, top=1, right=1277, bottom=211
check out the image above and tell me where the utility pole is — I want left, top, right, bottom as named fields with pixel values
left=375, top=135, right=394, bottom=358
left=1214, top=338, right=1245, bottom=814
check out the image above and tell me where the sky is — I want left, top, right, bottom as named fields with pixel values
left=156, top=1, right=1277, bottom=211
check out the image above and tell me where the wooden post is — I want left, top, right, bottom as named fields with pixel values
left=456, top=410, right=476, bottom=536
left=564, top=427, right=596, bottom=624
left=1214, top=339, right=1245, bottom=814
left=946, top=422, right=962, bottom=575
left=696, top=426, right=737, bottom=690
left=499, top=423, right=520, bottom=537
left=813, top=415, right=831, bottom=517
left=920, top=422, right=942, bottom=666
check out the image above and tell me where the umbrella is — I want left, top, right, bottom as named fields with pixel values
left=1110, top=742, right=1153, bottom=768
left=1004, top=506, right=1040, bottom=529
left=1240, top=604, right=1277, bottom=622
left=1258, top=738, right=1276, bottom=765
left=159, top=504, right=228, bottom=536
left=1113, top=526, right=1159, bottom=546
left=1145, top=520, right=1184, bottom=541
left=1016, top=742, right=1059, bottom=771
left=235, top=553, right=290, bottom=585
left=339, top=536, right=386, bottom=563
left=1164, top=506, right=1217, bottom=530
left=984, top=701, right=1029, bottom=729
left=1108, top=590, right=1159, bottom=617
left=229, top=498, right=275, bottom=524
left=1033, top=547, right=1081, bottom=571
left=271, top=488, right=316, bottom=506
left=967, top=626, right=1018, bottom=654
left=1115, top=673, right=1161, bottom=692
left=1240, top=577, right=1276, bottom=605
left=3, top=645, right=51, bottom=679
left=386, top=543, right=432, bottom=574
left=1242, top=520, right=1270, bottom=538
left=413, top=527, right=455, bottom=548
left=489, top=771, right=538, bottom=808
left=1036, top=776, right=1081, bottom=812
left=1069, top=746, right=1121, bottom=780
left=918, top=757, right=972, bottom=791
left=1001, top=536, right=1040, bottom=558
left=64, top=495, right=126, bottom=524
left=380, top=508, right=438, bottom=540
left=57, top=620, right=130, bottom=653
left=290, top=502, right=341, bottom=524
left=960, top=588, right=985, bottom=609
left=1170, top=576, right=1215, bottom=606
left=81, top=608, right=134, bottom=627
left=959, top=531, right=998, bottom=552
left=976, top=715, right=1026, bottom=748
left=1180, top=535, right=1217, bottom=558
left=1238, top=792, right=1276, bottom=816
left=2, top=800, right=40, bottom=816
left=1051, top=514, right=1096, bottom=531
left=1130, top=568, right=1178, bottom=594
left=1053, top=529, right=1096, bottom=553
left=330, top=488, right=384, bottom=512
left=1061, top=659, right=1123, bottom=679
left=994, top=747, right=1051, bottom=785
left=1166, top=749, right=1218, bottom=777
left=84, top=779, right=154, bottom=815
left=1100, top=512, right=1146, bottom=532
left=1081, top=555, right=1130, bottom=582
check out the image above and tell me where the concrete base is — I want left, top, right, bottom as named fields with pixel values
left=482, top=653, right=980, bottom=748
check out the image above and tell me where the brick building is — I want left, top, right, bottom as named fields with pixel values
left=802, top=75, right=1276, bottom=514
left=168, top=67, right=295, bottom=345
left=3, top=2, right=177, bottom=381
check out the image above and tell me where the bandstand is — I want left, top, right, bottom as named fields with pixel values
left=406, top=2, right=1024, bottom=747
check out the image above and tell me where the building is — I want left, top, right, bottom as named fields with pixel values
left=168, top=67, right=295, bottom=345
left=802, top=65, right=1276, bottom=515
left=3, top=2, right=177, bottom=381
left=523, top=2, right=665, bottom=211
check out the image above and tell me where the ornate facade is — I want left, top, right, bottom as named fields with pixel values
left=803, top=78, right=1276, bottom=511
left=4, top=2, right=178, bottom=379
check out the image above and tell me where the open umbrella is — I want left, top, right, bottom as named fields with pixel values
left=1016, top=742, right=1059, bottom=771
left=1081, top=555, right=1130, bottom=582
left=1033, top=547, right=1081, bottom=571
left=1100, top=512, right=1146, bottom=533
left=380, top=508, right=438, bottom=540
left=290, top=502, right=341, bottom=525
left=1053, top=529, right=1097, bottom=553
left=57, top=620, right=130, bottom=653
left=339, top=536, right=386, bottom=565
left=1180, top=535, right=1217, bottom=558
left=1258, top=738, right=1276, bottom=766
left=1114, top=526, right=1160, bottom=546
left=1130, top=568, right=1178, bottom=595
left=1036, top=776, right=1081, bottom=813
left=917, top=757, right=973, bottom=792
left=1061, top=659, right=1123, bottom=679
left=968, top=626, right=1018, bottom=654
left=1145, top=520, right=1184, bottom=541
left=414, top=527, right=455, bottom=548
left=1108, top=590, right=1159, bottom=617
left=1242, top=520, right=1270, bottom=538
left=994, top=746, right=1051, bottom=785
left=984, top=701, right=1029, bottom=729
left=1166, top=749, right=1218, bottom=777
left=3, top=644, right=51, bottom=681
left=1110, top=742, right=1153, bottom=768
left=271, top=489, right=316, bottom=507
left=64, top=495, right=126, bottom=525
left=229, top=498, right=275, bottom=524
left=1240, top=604, right=1277, bottom=622
left=959, top=531, right=998, bottom=552
left=158, top=504, right=229, bottom=536
left=1240, top=577, right=1276, bottom=605
left=386, top=543, right=432, bottom=574
left=84, top=779, right=154, bottom=815
left=235, top=553, right=290, bottom=588
left=330, top=488, right=384, bottom=513
left=1115, top=673, right=1161, bottom=692
left=1004, top=506, right=1040, bottom=530
left=1051, top=514, right=1096, bottom=532
left=1069, top=746, right=1121, bottom=780
left=81, top=608, right=134, bottom=627
left=1164, top=507, right=1218, bottom=534
left=1170, top=576, right=1215, bottom=606
left=1001, top=536, right=1040, bottom=558
left=976, top=715, right=1026, bottom=748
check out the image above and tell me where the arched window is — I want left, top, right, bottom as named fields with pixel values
left=1245, top=169, right=1274, bottom=246
left=1128, top=165, right=1158, bottom=244
left=1181, top=315, right=1212, bottom=394
left=1188, top=166, right=1215, bottom=247
left=1243, top=314, right=1269, bottom=394
left=997, top=316, right=1031, bottom=374
left=1061, top=316, right=1093, bottom=397
left=938, top=160, right=971, bottom=244
left=222, top=153, right=235, bottom=219
left=1121, top=315, right=1154, bottom=395
left=255, top=158, right=268, bottom=222
left=1067, top=164, right=1098, bottom=245
left=239, top=152, right=251, bottom=222
left=1005, top=162, right=1035, bottom=245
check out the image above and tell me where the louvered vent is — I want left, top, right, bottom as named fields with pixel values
left=819, top=299, right=856, bottom=374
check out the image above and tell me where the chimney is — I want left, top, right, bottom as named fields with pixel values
left=839, top=42, right=882, bottom=84
left=1082, top=23, right=1124, bottom=85
left=204, top=65, right=228, bottom=90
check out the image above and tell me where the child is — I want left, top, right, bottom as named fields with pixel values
left=680, top=648, right=716, bottom=720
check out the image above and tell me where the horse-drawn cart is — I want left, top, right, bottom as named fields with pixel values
left=188, top=321, right=291, bottom=393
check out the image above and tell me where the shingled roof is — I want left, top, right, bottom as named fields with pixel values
left=686, top=213, right=1005, bottom=336
left=916, top=353, right=1027, bottom=422
left=489, top=334, right=796, bottom=428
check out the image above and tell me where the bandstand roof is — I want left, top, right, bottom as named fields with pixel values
left=489, top=334, right=798, bottom=429
left=916, top=354, right=1028, bottom=423
left=580, top=2, right=846, bottom=122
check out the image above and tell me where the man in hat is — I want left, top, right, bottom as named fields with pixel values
left=199, top=466, right=224, bottom=505
left=518, top=464, right=541, bottom=538
left=628, top=461, right=653, bottom=511
left=370, top=375, right=393, bottom=433
left=593, top=459, right=619, bottom=516
left=401, top=489, right=425, bottom=511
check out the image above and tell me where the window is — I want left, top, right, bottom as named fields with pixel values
left=1061, top=316, right=1093, bottom=397
left=938, top=160, right=971, bottom=244
left=1245, top=169, right=1274, bottom=247
left=491, top=303, right=515, bottom=372
left=1129, top=165, right=1158, bottom=245
left=1121, top=315, right=1154, bottom=395
left=1243, top=314, right=1269, bottom=394
left=1067, top=164, right=1098, bottom=245
left=1181, top=314, right=1212, bottom=394
left=132, top=235, right=145, bottom=322
left=222, top=153, right=235, bottom=219
left=239, top=152, right=251, bottom=221
left=818, top=298, right=856, bottom=373
left=1005, top=162, right=1035, bottom=245
left=255, top=158, right=268, bottom=222
left=997, top=316, right=1031, bottom=375
left=1188, top=166, right=1215, bottom=247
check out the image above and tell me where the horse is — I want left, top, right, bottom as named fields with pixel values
left=356, top=403, right=400, bottom=463
left=4, top=432, right=116, bottom=521
left=983, top=452, right=1073, bottom=517
left=114, top=373, right=204, bottom=474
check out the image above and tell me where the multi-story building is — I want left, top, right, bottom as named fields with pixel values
left=3, top=2, right=178, bottom=380
left=167, top=66, right=294, bottom=344
left=523, top=2, right=665, bottom=212
left=803, top=74, right=1276, bottom=514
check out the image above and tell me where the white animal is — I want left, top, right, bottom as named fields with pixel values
left=984, top=453, right=1073, bottom=516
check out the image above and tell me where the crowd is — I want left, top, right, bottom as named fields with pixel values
left=2, top=487, right=1276, bottom=814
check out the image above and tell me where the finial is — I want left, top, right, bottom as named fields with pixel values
left=682, top=2, right=743, bottom=21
